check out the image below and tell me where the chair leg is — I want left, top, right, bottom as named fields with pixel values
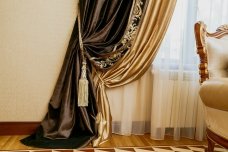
left=206, top=136, right=215, bottom=152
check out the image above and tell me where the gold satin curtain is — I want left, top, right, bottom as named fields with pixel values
left=93, top=0, right=177, bottom=146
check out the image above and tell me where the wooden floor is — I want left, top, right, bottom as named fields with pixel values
left=0, top=134, right=207, bottom=150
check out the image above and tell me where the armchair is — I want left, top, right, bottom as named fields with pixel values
left=194, top=22, right=228, bottom=152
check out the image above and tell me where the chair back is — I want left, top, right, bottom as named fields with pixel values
left=194, top=22, right=228, bottom=83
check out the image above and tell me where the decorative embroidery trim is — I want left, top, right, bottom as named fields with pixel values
left=121, top=0, right=143, bottom=46
left=91, top=51, right=123, bottom=69
left=90, top=0, right=144, bottom=70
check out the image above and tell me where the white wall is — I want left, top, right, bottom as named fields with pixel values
left=0, top=0, right=78, bottom=121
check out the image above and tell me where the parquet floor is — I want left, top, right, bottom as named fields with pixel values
left=0, top=134, right=207, bottom=150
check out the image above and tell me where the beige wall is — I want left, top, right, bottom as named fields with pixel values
left=0, top=0, right=78, bottom=121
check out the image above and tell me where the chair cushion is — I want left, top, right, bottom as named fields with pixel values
left=206, top=36, right=228, bottom=77
left=199, top=78, right=228, bottom=111
left=204, top=106, right=228, bottom=140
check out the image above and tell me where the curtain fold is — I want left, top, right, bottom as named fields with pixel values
left=93, top=0, right=176, bottom=146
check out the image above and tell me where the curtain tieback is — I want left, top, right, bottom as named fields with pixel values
left=94, top=69, right=106, bottom=86
left=77, top=3, right=88, bottom=107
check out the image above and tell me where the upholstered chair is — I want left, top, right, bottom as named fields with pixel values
left=194, top=22, right=228, bottom=152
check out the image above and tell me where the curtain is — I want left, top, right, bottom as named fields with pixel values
left=107, top=69, right=152, bottom=135
left=21, top=0, right=138, bottom=149
left=21, top=0, right=177, bottom=148
left=197, top=0, right=228, bottom=31
left=93, top=0, right=176, bottom=146
left=106, top=0, right=228, bottom=141
left=150, top=0, right=228, bottom=140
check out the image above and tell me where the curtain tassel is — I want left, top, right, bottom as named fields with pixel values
left=78, top=61, right=89, bottom=107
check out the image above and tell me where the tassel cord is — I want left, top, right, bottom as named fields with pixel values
left=77, top=2, right=89, bottom=107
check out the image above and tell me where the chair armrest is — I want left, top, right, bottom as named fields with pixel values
left=199, top=78, right=228, bottom=111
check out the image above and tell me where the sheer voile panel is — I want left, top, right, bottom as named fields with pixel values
left=150, top=0, right=228, bottom=141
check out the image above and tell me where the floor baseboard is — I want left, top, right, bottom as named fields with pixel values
left=0, top=122, right=40, bottom=135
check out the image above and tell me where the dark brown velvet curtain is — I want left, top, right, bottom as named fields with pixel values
left=21, top=0, right=133, bottom=149
left=81, top=0, right=134, bottom=70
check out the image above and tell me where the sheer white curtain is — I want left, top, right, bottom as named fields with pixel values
left=107, top=69, right=152, bottom=135
left=107, top=0, right=228, bottom=140
left=151, top=0, right=228, bottom=141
